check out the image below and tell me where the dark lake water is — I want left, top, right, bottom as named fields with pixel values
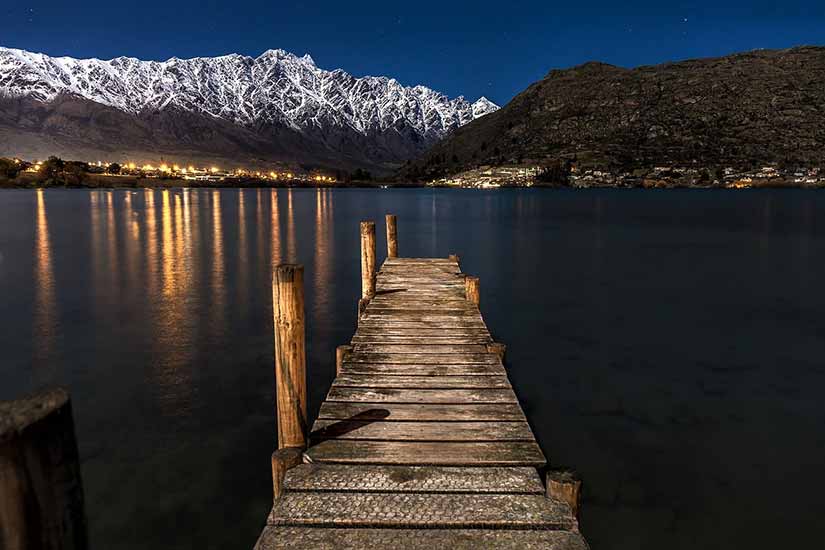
left=2, top=188, right=824, bottom=549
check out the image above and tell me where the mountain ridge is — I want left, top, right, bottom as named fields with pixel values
left=401, top=45, right=825, bottom=180
left=0, top=46, right=498, bottom=172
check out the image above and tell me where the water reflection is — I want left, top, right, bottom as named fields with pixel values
left=313, top=189, right=334, bottom=321
left=237, top=190, right=249, bottom=310
left=210, top=190, right=226, bottom=337
left=33, top=189, right=55, bottom=372
left=270, top=189, right=282, bottom=266
left=286, top=188, right=296, bottom=262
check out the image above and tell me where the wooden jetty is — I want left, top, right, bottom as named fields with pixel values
left=256, top=215, right=588, bottom=549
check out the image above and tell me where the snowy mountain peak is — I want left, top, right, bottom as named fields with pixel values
left=0, top=46, right=499, bottom=142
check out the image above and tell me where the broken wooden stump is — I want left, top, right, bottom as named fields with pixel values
left=0, top=387, right=88, bottom=550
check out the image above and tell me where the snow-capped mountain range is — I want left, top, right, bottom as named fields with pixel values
left=0, top=47, right=497, bottom=169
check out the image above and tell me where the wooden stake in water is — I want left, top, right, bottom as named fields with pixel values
left=546, top=469, right=583, bottom=522
left=336, top=345, right=352, bottom=376
left=0, top=387, right=88, bottom=550
left=386, top=214, right=398, bottom=258
left=465, top=275, right=480, bottom=305
left=359, top=221, right=377, bottom=320
left=272, top=264, right=307, bottom=450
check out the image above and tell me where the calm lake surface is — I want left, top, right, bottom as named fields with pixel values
left=1, top=188, right=824, bottom=549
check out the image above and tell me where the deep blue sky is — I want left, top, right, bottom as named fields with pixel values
left=4, top=0, right=824, bottom=105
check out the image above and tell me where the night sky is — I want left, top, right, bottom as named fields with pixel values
left=4, top=0, right=824, bottom=105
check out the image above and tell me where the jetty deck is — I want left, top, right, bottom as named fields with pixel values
left=256, top=219, right=588, bottom=549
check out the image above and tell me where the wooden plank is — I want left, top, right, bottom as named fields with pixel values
left=283, top=464, right=545, bottom=494
left=256, top=527, right=588, bottom=550
left=304, top=440, right=546, bottom=467
left=366, top=303, right=476, bottom=311
left=363, top=308, right=477, bottom=316
left=346, top=353, right=499, bottom=365
left=325, top=387, right=517, bottom=404
left=317, top=402, right=526, bottom=422
left=358, top=319, right=487, bottom=329
left=353, top=327, right=490, bottom=336
left=350, top=336, right=492, bottom=345
left=332, top=374, right=511, bottom=389
left=267, top=492, right=570, bottom=529
left=310, top=420, right=535, bottom=442
left=340, top=364, right=506, bottom=376
left=351, top=344, right=490, bottom=355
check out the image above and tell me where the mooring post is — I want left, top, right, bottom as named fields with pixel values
left=358, top=221, right=376, bottom=319
left=270, top=448, right=303, bottom=499
left=546, top=469, right=583, bottom=523
left=272, top=264, right=307, bottom=450
left=487, top=342, right=506, bottom=362
left=0, top=387, right=88, bottom=550
left=386, top=214, right=398, bottom=258
left=465, top=275, right=480, bottom=305
left=336, top=345, right=353, bottom=376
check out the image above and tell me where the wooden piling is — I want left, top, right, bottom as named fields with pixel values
left=272, top=264, right=307, bottom=450
left=385, top=215, right=398, bottom=258
left=271, top=448, right=303, bottom=499
left=448, top=253, right=460, bottom=264
left=336, top=345, right=352, bottom=376
left=465, top=275, right=480, bottom=305
left=546, top=469, right=582, bottom=522
left=359, top=221, right=376, bottom=321
left=487, top=342, right=506, bottom=362
left=0, top=387, right=88, bottom=550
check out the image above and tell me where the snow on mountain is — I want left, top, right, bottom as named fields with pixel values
left=0, top=47, right=498, bottom=141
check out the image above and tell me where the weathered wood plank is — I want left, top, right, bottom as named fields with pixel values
left=351, top=344, right=490, bottom=355
left=332, top=374, right=511, bottom=389
left=283, top=464, right=545, bottom=494
left=267, top=492, right=571, bottom=528
left=317, top=402, right=526, bottom=422
left=310, top=420, right=535, bottom=442
left=325, top=387, right=517, bottom=404
left=350, top=336, right=492, bottom=345
left=256, top=527, right=588, bottom=550
left=304, top=440, right=546, bottom=467
left=340, top=363, right=506, bottom=376
left=346, top=353, right=500, bottom=365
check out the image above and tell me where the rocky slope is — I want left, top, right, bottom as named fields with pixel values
left=402, top=46, right=825, bottom=179
left=0, top=47, right=497, bottom=172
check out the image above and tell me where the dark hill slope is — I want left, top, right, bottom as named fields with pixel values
left=402, top=46, right=825, bottom=179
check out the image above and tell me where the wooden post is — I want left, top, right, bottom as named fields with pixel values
left=0, top=387, right=88, bottom=550
left=360, top=221, right=376, bottom=299
left=270, top=448, right=303, bottom=499
left=272, top=264, right=307, bottom=450
left=336, top=345, right=352, bottom=376
left=448, top=253, right=460, bottom=263
left=546, top=469, right=582, bottom=522
left=465, top=275, right=480, bottom=305
left=359, top=221, right=376, bottom=321
left=487, top=342, right=506, bottom=362
left=385, top=214, right=398, bottom=258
